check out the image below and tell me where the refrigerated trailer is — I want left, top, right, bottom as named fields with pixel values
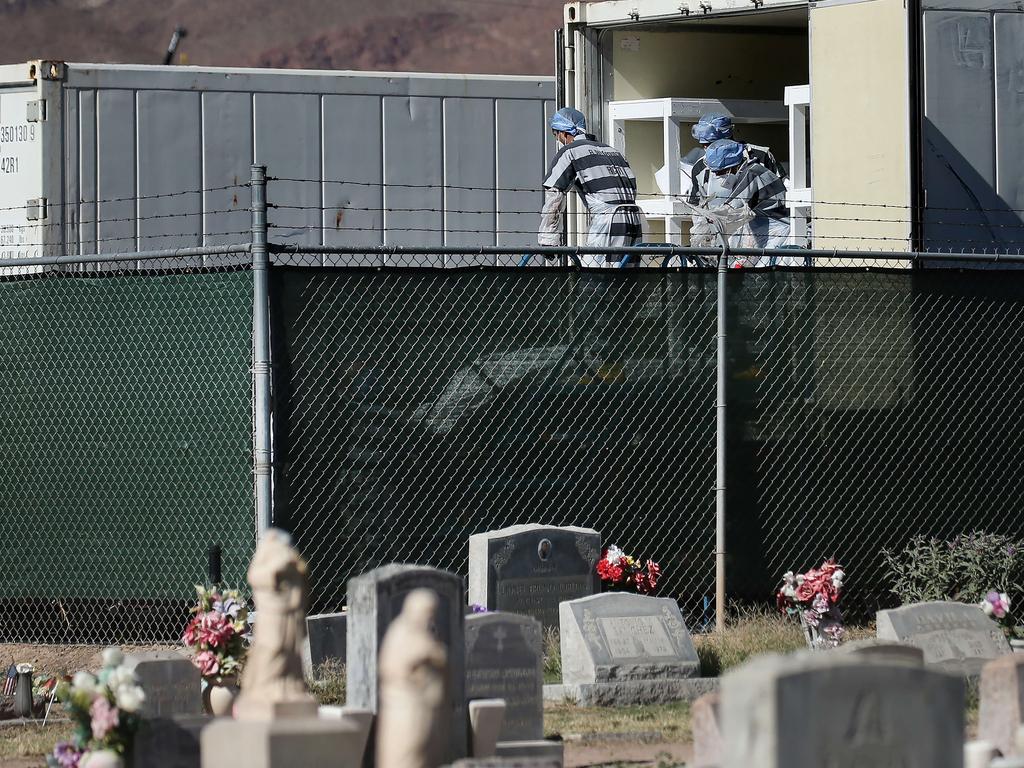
left=561, top=0, right=1024, bottom=253
left=0, top=61, right=556, bottom=262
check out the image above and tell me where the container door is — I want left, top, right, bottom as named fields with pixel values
left=920, top=0, right=1024, bottom=253
left=809, top=0, right=914, bottom=257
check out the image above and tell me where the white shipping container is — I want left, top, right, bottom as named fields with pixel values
left=0, top=61, right=556, bottom=266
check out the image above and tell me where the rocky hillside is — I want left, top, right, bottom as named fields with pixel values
left=0, top=0, right=562, bottom=75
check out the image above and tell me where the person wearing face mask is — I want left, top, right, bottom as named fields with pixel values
left=703, top=138, right=791, bottom=257
left=686, top=113, right=783, bottom=206
left=538, top=107, right=645, bottom=267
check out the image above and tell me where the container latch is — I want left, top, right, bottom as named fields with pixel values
left=25, top=199, right=47, bottom=221
left=26, top=100, right=46, bottom=123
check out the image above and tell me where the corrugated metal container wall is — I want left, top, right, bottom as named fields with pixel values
left=56, top=64, right=555, bottom=263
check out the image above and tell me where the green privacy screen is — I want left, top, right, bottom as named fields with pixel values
left=272, top=265, right=1024, bottom=626
left=0, top=265, right=254, bottom=643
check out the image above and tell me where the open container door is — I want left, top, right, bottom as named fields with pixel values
left=919, top=0, right=1024, bottom=256
left=810, top=0, right=914, bottom=262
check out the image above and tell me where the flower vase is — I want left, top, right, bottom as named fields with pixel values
left=79, top=750, right=124, bottom=768
left=202, top=675, right=239, bottom=716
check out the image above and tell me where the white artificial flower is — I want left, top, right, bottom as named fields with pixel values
left=832, top=569, right=845, bottom=588
left=795, top=574, right=806, bottom=585
left=115, top=684, right=146, bottom=713
left=782, top=571, right=796, bottom=585
left=15, top=663, right=33, bottom=674
left=72, top=671, right=98, bottom=695
left=783, top=585, right=797, bottom=599
left=605, top=545, right=625, bottom=565
left=101, top=647, right=124, bottom=669
left=981, top=599, right=995, bottom=616
left=1001, top=593, right=1011, bottom=609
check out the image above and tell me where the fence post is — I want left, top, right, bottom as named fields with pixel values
left=715, top=234, right=729, bottom=632
left=251, top=165, right=272, bottom=538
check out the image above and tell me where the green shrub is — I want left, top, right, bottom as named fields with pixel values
left=882, top=532, right=1024, bottom=606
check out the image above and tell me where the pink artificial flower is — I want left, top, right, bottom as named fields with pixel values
left=90, top=696, right=120, bottom=741
left=194, top=650, right=220, bottom=677
left=802, top=609, right=820, bottom=628
left=197, top=612, right=234, bottom=648
left=812, top=592, right=830, bottom=615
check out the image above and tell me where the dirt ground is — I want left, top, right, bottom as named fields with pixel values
left=564, top=738, right=692, bottom=767
left=0, top=644, right=182, bottom=678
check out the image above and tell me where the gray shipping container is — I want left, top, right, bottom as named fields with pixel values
left=0, top=61, right=556, bottom=265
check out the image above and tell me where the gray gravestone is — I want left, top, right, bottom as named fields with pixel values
left=722, top=652, right=965, bottom=768
left=979, top=653, right=1024, bottom=756
left=468, top=524, right=600, bottom=629
left=346, top=564, right=466, bottom=763
left=306, top=612, right=347, bottom=672
left=834, top=639, right=925, bottom=666
left=557, top=593, right=700, bottom=705
left=130, top=715, right=209, bottom=768
left=125, top=653, right=202, bottom=718
left=465, top=612, right=543, bottom=742
left=876, top=601, right=1010, bottom=677
left=691, top=691, right=721, bottom=768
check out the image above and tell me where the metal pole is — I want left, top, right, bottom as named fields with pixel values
left=251, top=165, right=272, bottom=538
left=715, top=231, right=729, bottom=633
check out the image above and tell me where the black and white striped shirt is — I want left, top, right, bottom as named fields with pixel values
left=543, top=135, right=638, bottom=208
left=687, top=144, right=783, bottom=205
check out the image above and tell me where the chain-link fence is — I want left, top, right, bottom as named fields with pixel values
left=0, top=253, right=255, bottom=643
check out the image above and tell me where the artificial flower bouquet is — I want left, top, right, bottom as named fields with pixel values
left=596, top=545, right=661, bottom=594
left=777, top=559, right=846, bottom=649
left=48, top=648, right=145, bottom=768
left=980, top=590, right=1023, bottom=640
left=182, top=585, right=249, bottom=680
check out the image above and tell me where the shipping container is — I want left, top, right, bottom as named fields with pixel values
left=0, top=61, right=556, bottom=264
left=561, top=0, right=1024, bottom=254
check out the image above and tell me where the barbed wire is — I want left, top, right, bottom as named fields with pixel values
left=1, top=208, right=246, bottom=231
left=0, top=183, right=250, bottom=214
left=1, top=230, right=252, bottom=250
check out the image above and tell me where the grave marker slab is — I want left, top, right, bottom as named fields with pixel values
left=691, top=692, right=721, bottom=768
left=346, top=564, right=465, bottom=763
left=465, top=612, right=543, bottom=742
left=469, top=525, right=600, bottom=629
left=557, top=593, right=700, bottom=705
left=834, top=639, right=925, bottom=665
left=876, top=601, right=1010, bottom=677
left=125, top=653, right=202, bottom=718
left=306, top=612, right=347, bottom=673
left=130, top=715, right=209, bottom=768
left=722, top=652, right=965, bottom=768
left=979, top=654, right=1024, bottom=756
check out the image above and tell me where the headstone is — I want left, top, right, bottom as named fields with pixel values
left=465, top=613, right=543, bottom=742
left=125, top=653, right=202, bottom=718
left=722, top=652, right=965, bottom=768
left=979, top=654, right=1024, bottom=756
left=468, top=525, right=601, bottom=629
left=557, top=593, right=700, bottom=705
left=130, top=715, right=209, bottom=768
left=834, top=639, right=925, bottom=665
left=691, top=692, right=721, bottom=768
left=306, top=612, right=347, bottom=673
left=876, top=601, right=1010, bottom=676
left=347, top=564, right=466, bottom=763
left=468, top=699, right=506, bottom=759
left=494, top=740, right=563, bottom=766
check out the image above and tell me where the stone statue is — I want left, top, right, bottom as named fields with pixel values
left=377, top=589, right=450, bottom=768
left=234, top=529, right=317, bottom=721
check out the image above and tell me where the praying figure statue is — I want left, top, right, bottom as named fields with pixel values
left=235, top=529, right=317, bottom=721
left=377, top=589, right=450, bottom=768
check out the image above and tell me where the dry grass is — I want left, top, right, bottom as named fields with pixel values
left=542, top=627, right=562, bottom=685
left=0, top=722, right=73, bottom=760
left=544, top=700, right=692, bottom=744
left=308, top=659, right=346, bottom=706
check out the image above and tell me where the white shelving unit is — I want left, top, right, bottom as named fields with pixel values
left=608, top=98, right=788, bottom=242
left=785, top=85, right=812, bottom=247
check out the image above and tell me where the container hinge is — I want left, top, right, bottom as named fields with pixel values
left=629, top=8, right=640, bottom=20
left=26, top=100, right=46, bottom=123
left=751, top=0, right=764, bottom=7
left=679, top=5, right=692, bottom=14
left=35, top=61, right=66, bottom=81
left=25, top=199, right=47, bottom=221
left=564, top=46, right=575, bottom=71
left=699, top=2, right=713, bottom=12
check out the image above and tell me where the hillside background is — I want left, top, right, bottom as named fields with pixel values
left=0, top=0, right=562, bottom=74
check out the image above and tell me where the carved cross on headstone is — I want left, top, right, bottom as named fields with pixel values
left=493, top=626, right=508, bottom=653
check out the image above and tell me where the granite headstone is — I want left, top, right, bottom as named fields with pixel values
left=306, top=612, right=347, bottom=672
left=691, top=691, right=721, bottom=768
left=465, top=612, right=543, bottom=742
left=346, top=564, right=466, bottom=763
left=722, top=652, right=965, bottom=768
left=979, top=653, right=1024, bottom=756
left=876, top=601, right=1010, bottom=676
left=469, top=525, right=600, bottom=629
left=130, top=715, right=209, bottom=768
left=834, top=639, right=925, bottom=665
left=557, top=593, right=700, bottom=705
left=125, top=653, right=202, bottom=718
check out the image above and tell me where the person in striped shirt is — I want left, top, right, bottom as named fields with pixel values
left=686, top=113, right=784, bottom=206
left=703, top=138, right=791, bottom=257
left=537, top=108, right=644, bottom=267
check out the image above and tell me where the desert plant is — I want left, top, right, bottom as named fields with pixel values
left=307, top=659, right=346, bottom=706
left=882, top=532, right=1024, bottom=607
left=542, top=627, right=562, bottom=684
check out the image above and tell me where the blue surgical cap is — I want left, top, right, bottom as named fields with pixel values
left=691, top=113, right=734, bottom=144
left=704, top=139, right=746, bottom=172
left=550, top=107, right=587, bottom=135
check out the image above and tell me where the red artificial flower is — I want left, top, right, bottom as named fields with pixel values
left=597, top=559, right=625, bottom=583
left=196, top=611, right=234, bottom=648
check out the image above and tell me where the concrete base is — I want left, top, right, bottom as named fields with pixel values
left=130, top=715, right=210, bottom=768
left=201, top=717, right=365, bottom=768
left=543, top=678, right=719, bottom=706
left=495, top=739, right=564, bottom=766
